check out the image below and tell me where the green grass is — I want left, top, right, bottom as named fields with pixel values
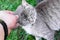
left=0, top=0, right=21, bottom=11
left=0, top=0, right=60, bottom=40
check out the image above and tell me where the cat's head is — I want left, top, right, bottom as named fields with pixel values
left=15, top=0, right=37, bottom=26
left=19, top=10, right=37, bottom=26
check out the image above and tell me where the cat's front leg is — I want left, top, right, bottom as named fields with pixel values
left=35, top=36, right=41, bottom=40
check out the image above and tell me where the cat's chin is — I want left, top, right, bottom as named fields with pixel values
left=22, top=24, right=33, bottom=34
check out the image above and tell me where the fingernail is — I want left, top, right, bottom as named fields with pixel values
left=15, top=15, right=19, bottom=19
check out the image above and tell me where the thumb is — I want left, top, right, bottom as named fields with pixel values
left=15, top=15, right=19, bottom=19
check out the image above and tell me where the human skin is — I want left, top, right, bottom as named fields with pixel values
left=0, top=11, right=19, bottom=40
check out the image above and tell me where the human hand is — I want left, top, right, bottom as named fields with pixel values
left=0, top=10, right=19, bottom=34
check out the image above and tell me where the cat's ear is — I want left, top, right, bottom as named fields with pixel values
left=35, top=0, right=48, bottom=9
left=14, top=5, right=24, bottom=15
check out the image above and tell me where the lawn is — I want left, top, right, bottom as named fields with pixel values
left=0, top=0, right=60, bottom=40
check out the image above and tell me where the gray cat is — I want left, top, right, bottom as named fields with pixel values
left=15, top=0, right=60, bottom=40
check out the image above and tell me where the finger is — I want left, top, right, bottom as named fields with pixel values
left=15, top=15, right=19, bottom=19
left=15, top=23, right=20, bottom=28
left=5, top=10, right=14, bottom=14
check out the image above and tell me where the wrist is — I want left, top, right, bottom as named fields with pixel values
left=0, top=24, right=4, bottom=40
left=0, top=23, right=11, bottom=40
left=0, top=19, right=11, bottom=34
left=0, top=19, right=9, bottom=40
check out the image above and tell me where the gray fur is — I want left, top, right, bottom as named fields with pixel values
left=14, top=0, right=60, bottom=40
left=36, top=0, right=60, bottom=30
